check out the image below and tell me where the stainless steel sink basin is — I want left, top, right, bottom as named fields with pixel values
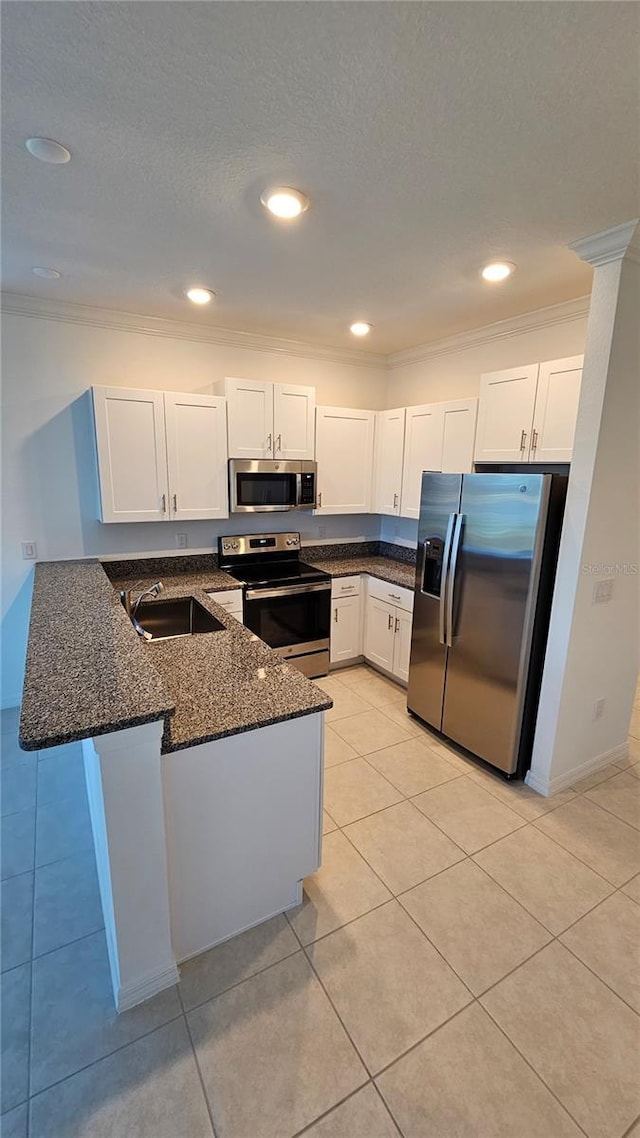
left=129, top=596, right=225, bottom=640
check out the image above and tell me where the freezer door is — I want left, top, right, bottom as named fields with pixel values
left=407, top=473, right=462, bottom=730
left=442, top=473, right=550, bottom=773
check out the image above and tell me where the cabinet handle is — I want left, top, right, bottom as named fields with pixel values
left=276, top=433, right=282, bottom=452
left=395, top=617, right=400, bottom=633
left=333, top=607, right=338, bottom=623
left=161, top=494, right=166, bottom=513
left=393, top=493, right=398, bottom=508
left=520, top=429, right=527, bottom=451
left=267, top=433, right=272, bottom=453
left=387, top=613, right=393, bottom=630
left=173, top=494, right=177, bottom=512
left=531, top=428, right=538, bottom=451
left=389, top=593, right=400, bottom=601
left=318, top=491, right=322, bottom=507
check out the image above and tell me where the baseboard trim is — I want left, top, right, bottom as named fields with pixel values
left=526, top=742, right=629, bottom=796
left=117, top=961, right=179, bottom=1013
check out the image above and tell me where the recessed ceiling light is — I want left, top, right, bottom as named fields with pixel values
left=32, top=267, right=61, bottom=279
left=185, top=287, right=215, bottom=305
left=25, top=137, right=71, bottom=164
left=481, top=261, right=516, bottom=283
left=260, top=187, right=309, bottom=220
left=350, top=321, right=373, bottom=336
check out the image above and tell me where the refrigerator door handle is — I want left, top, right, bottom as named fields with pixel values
left=445, top=513, right=464, bottom=648
left=437, top=512, right=457, bottom=645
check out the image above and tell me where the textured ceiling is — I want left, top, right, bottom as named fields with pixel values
left=1, top=2, right=638, bottom=353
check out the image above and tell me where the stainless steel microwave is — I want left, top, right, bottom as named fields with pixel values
left=228, top=459, right=317, bottom=513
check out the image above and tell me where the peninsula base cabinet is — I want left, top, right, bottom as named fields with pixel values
left=92, top=386, right=229, bottom=522
left=363, top=579, right=414, bottom=684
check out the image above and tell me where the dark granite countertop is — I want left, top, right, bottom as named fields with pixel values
left=20, top=561, right=331, bottom=755
left=306, top=555, right=416, bottom=591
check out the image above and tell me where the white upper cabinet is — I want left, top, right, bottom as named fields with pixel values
left=92, top=386, right=229, bottom=523
left=224, top=378, right=274, bottom=459
left=440, top=398, right=478, bottom=473
left=273, top=384, right=316, bottom=460
left=474, top=365, right=539, bottom=462
left=223, top=377, right=315, bottom=460
left=373, top=408, right=406, bottom=516
left=164, top=393, right=228, bottom=520
left=475, top=357, right=583, bottom=463
left=400, top=404, right=443, bottom=519
left=92, top=387, right=170, bottom=523
left=531, top=356, right=583, bottom=462
left=315, top=406, right=376, bottom=514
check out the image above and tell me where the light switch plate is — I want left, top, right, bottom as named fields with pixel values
left=21, top=541, right=37, bottom=560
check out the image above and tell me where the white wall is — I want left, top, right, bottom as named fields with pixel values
left=1, top=309, right=386, bottom=705
left=386, top=301, right=588, bottom=408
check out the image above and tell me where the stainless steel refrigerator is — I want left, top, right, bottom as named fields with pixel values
left=407, top=472, right=567, bottom=776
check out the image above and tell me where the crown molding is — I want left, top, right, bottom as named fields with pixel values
left=387, top=295, right=590, bottom=370
left=0, top=292, right=386, bottom=370
left=570, top=219, right=640, bottom=268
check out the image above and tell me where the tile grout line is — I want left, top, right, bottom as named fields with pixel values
left=176, top=981, right=218, bottom=1138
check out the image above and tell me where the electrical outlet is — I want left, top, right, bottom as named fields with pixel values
left=593, top=578, right=614, bottom=604
left=318, top=525, right=326, bottom=539
left=21, top=541, right=37, bottom=560
left=176, top=533, right=188, bottom=549
left=594, top=697, right=605, bottom=720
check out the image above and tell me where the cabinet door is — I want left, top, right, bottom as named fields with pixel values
left=330, top=595, right=362, bottom=663
left=474, top=365, right=539, bottom=462
left=92, top=386, right=169, bottom=523
left=400, top=404, right=443, bottom=519
left=164, top=393, right=229, bottom=521
left=440, top=398, right=478, bottom=473
left=225, top=378, right=274, bottom=459
left=392, top=608, right=413, bottom=683
left=315, top=407, right=375, bottom=514
left=531, top=356, right=583, bottom=463
left=273, top=384, right=316, bottom=460
left=363, top=596, right=395, bottom=671
left=373, top=408, right=406, bottom=515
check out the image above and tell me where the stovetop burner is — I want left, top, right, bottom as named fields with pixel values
left=218, top=532, right=329, bottom=590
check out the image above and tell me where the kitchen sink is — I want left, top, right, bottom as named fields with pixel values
left=129, top=596, right=225, bottom=640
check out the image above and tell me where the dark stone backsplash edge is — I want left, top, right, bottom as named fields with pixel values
left=101, top=540, right=415, bottom=581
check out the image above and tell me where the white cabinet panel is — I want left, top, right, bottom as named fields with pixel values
left=273, top=384, right=315, bottom=460
left=164, top=393, right=228, bottom=520
left=225, top=378, right=274, bottom=459
left=392, top=608, right=413, bottom=684
left=315, top=406, right=375, bottom=514
left=206, top=589, right=243, bottom=617
left=331, top=576, right=361, bottom=599
left=400, top=404, right=443, bottom=519
left=373, top=408, right=406, bottom=516
left=363, top=596, right=396, bottom=672
left=330, top=595, right=363, bottom=663
left=92, top=387, right=169, bottom=523
left=367, top=577, right=414, bottom=613
left=531, top=356, right=583, bottom=462
left=475, top=365, right=539, bottom=462
left=440, top=398, right=478, bottom=473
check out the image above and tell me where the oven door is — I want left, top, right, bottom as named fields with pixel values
left=243, top=582, right=331, bottom=660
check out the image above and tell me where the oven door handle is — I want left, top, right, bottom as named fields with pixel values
left=245, top=582, right=331, bottom=601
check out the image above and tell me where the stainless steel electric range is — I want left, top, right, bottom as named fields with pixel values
left=218, top=532, right=331, bottom=678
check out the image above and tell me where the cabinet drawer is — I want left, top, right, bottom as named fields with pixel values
left=366, top=577, right=414, bottom=613
left=206, top=589, right=243, bottom=614
left=331, top=576, right=361, bottom=599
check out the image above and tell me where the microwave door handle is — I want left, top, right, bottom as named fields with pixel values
left=445, top=513, right=464, bottom=648
left=437, top=512, right=457, bottom=645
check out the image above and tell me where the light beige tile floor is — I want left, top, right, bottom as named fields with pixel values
left=4, top=664, right=640, bottom=1138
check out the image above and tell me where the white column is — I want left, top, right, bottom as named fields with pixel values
left=83, top=721, right=178, bottom=1011
left=528, top=220, right=640, bottom=795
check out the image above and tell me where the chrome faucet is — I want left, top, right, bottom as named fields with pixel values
left=120, top=580, right=164, bottom=620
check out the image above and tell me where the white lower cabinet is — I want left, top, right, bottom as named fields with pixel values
left=363, top=579, right=414, bottom=682
left=206, top=589, right=244, bottom=621
left=329, top=577, right=363, bottom=664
